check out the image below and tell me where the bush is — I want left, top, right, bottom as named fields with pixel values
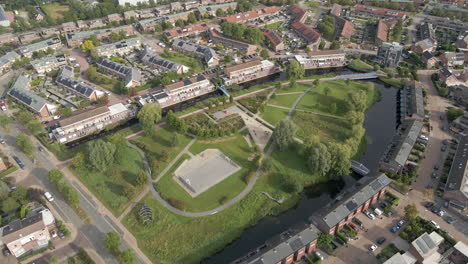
left=168, top=198, right=185, bottom=210
left=243, top=171, right=255, bottom=184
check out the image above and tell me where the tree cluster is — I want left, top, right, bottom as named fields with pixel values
left=220, top=22, right=265, bottom=44
left=273, top=120, right=296, bottom=151
left=166, top=110, right=188, bottom=134
left=47, top=169, right=81, bottom=206
left=137, top=102, right=162, bottom=136
left=104, top=232, right=137, bottom=264
left=317, top=15, right=336, bottom=41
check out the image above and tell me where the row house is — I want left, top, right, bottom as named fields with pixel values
left=376, top=17, right=399, bottom=43
left=40, top=28, right=57, bottom=38
left=223, top=6, right=280, bottom=23
left=171, top=2, right=183, bottom=12
left=118, top=0, right=150, bottom=6
left=312, top=174, right=391, bottom=235
left=439, top=68, right=468, bottom=87
left=334, top=16, right=354, bottom=40
left=172, top=39, right=219, bottom=67
left=107, top=13, right=123, bottom=22
left=289, top=5, right=309, bottom=23
left=155, top=7, right=171, bottom=16
left=65, top=25, right=135, bottom=47
left=293, top=50, right=347, bottom=70
left=1, top=207, right=55, bottom=258
left=95, top=37, right=141, bottom=57
left=376, top=42, right=403, bottom=68
left=123, top=10, right=138, bottom=20
left=197, top=2, right=237, bottom=16
left=96, top=57, right=142, bottom=88
left=353, top=4, right=406, bottom=20
left=380, top=120, right=423, bottom=174
left=439, top=52, right=465, bottom=67
left=56, top=66, right=103, bottom=101
left=137, top=9, right=156, bottom=19
left=141, top=45, right=189, bottom=74
left=164, top=75, right=215, bottom=105
left=418, top=22, right=435, bottom=41
left=61, top=21, right=79, bottom=33
left=8, top=73, right=57, bottom=117
left=183, top=1, right=200, bottom=10
left=235, top=223, right=319, bottom=264
left=421, top=51, right=438, bottom=68
left=408, top=232, right=444, bottom=264
left=330, top=4, right=342, bottom=17
left=31, top=54, right=67, bottom=74
left=443, top=135, right=468, bottom=210
left=223, top=59, right=279, bottom=85
left=0, top=52, right=20, bottom=75
left=456, top=34, right=468, bottom=51
left=18, top=37, right=62, bottom=58
left=411, top=38, right=437, bottom=54
left=76, top=20, right=87, bottom=29
left=163, top=23, right=209, bottom=39
left=165, top=11, right=192, bottom=23
left=399, top=84, right=425, bottom=123
left=291, top=22, right=321, bottom=50
left=0, top=33, right=18, bottom=45
left=261, top=28, right=284, bottom=52
left=88, top=19, right=106, bottom=29
left=137, top=89, right=170, bottom=106
left=52, top=103, right=135, bottom=143
left=138, top=17, right=165, bottom=32
left=209, top=30, right=257, bottom=55
left=18, top=32, right=42, bottom=44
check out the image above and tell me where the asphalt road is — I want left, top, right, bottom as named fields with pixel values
left=0, top=123, right=144, bottom=264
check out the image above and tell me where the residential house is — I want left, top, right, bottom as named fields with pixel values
left=443, top=135, right=468, bottom=210
left=419, top=22, right=435, bottom=41
left=330, top=4, right=343, bottom=17
left=0, top=52, right=20, bottom=75
left=223, top=6, right=280, bottom=23
left=123, top=10, right=138, bottom=20
left=291, top=22, right=321, bottom=50
left=353, top=5, right=406, bottom=20
left=451, top=112, right=468, bottom=135
left=444, top=241, right=468, bottom=264
left=380, top=120, right=423, bottom=174
left=261, top=28, right=284, bottom=52
left=96, top=57, right=141, bottom=88
left=65, top=25, right=135, bottom=47
left=171, top=2, right=183, bottom=12
left=138, top=17, right=165, bottom=32
left=95, top=37, right=141, bottom=57
left=155, top=7, right=171, bottom=16
left=411, top=38, right=437, bottom=54
left=408, top=232, right=444, bottom=263
left=165, top=11, right=192, bottom=23
left=383, top=252, right=417, bottom=264
left=172, top=39, right=219, bottom=67
left=141, top=45, right=189, bottom=74
left=118, top=0, right=149, bottom=6
left=399, top=84, right=425, bottom=122
left=377, top=42, right=403, bottom=67
left=335, top=16, right=354, bottom=40
left=88, top=19, right=106, bottom=29
left=311, top=174, right=391, bottom=234
left=18, top=37, right=62, bottom=58
left=456, top=34, right=468, bottom=51
left=138, top=89, right=170, bottom=106
left=0, top=5, right=11, bottom=27
left=56, top=66, right=103, bottom=101
left=137, top=9, right=156, bottom=19
left=209, top=30, right=257, bottom=55
left=163, top=23, right=209, bottom=39
left=18, top=32, right=42, bottom=44
left=76, top=20, right=87, bottom=29
left=163, top=75, right=215, bottom=106
left=61, top=22, right=79, bottom=33
left=294, top=50, right=347, bottom=69
left=40, top=28, right=57, bottom=38
left=453, top=85, right=468, bottom=105
left=376, top=18, right=399, bottom=43
left=421, top=51, right=438, bottom=68
left=107, top=13, right=122, bottom=22
left=223, top=59, right=279, bottom=85
left=7, top=73, right=57, bottom=117
left=289, top=5, right=309, bottom=23
left=197, top=2, right=237, bottom=16
left=31, top=54, right=67, bottom=74
left=0, top=33, right=18, bottom=45
left=0, top=207, right=55, bottom=258
left=52, top=103, right=135, bottom=143
left=439, top=52, right=465, bottom=67
left=183, top=1, right=200, bottom=10
left=439, top=68, right=467, bottom=87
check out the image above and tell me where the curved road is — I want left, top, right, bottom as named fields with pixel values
left=126, top=85, right=314, bottom=217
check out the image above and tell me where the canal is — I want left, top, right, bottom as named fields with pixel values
left=202, top=82, right=398, bottom=264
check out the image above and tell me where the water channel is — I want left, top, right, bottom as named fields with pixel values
left=202, top=82, right=398, bottom=264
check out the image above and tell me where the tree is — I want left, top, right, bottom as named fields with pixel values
left=47, top=169, right=64, bottom=185
left=187, top=12, right=197, bottom=24
left=171, top=133, right=179, bottom=147
left=282, top=174, right=303, bottom=193
left=260, top=49, right=269, bottom=59
left=16, top=133, right=34, bottom=156
left=154, top=23, right=163, bottom=32
left=447, top=108, right=463, bottom=123
left=72, top=152, right=85, bottom=169
left=123, top=183, right=135, bottom=198
left=273, top=120, right=296, bottom=151
left=0, top=115, right=12, bottom=128
left=81, top=40, right=95, bottom=53
left=137, top=102, right=162, bottom=136
left=20, top=205, right=28, bottom=218
left=348, top=90, right=368, bottom=112
left=216, top=8, right=225, bottom=17
left=120, top=249, right=137, bottom=264
left=16, top=110, right=33, bottom=125
left=317, top=233, right=334, bottom=248
left=404, top=204, right=418, bottom=221
left=224, top=54, right=233, bottom=63
left=319, top=40, right=326, bottom=50
left=136, top=171, right=148, bottom=186
left=330, top=40, right=341, bottom=50
left=0, top=180, right=8, bottom=199
left=61, top=107, right=73, bottom=117
left=175, top=19, right=185, bottom=27
left=11, top=185, right=28, bottom=205
left=307, top=143, right=331, bottom=176
left=104, top=232, right=121, bottom=254
left=326, top=142, right=351, bottom=178
left=87, top=139, right=116, bottom=172
left=286, top=60, right=304, bottom=82
left=26, top=120, right=43, bottom=135
left=1, top=197, right=19, bottom=212
left=347, top=111, right=364, bottom=125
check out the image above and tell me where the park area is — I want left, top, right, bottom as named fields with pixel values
left=41, top=4, right=70, bottom=19
left=161, top=50, right=203, bottom=74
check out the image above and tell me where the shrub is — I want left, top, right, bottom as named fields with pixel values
left=168, top=199, right=185, bottom=210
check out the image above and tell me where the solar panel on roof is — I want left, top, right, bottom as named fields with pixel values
left=345, top=200, right=358, bottom=211
left=370, top=180, right=382, bottom=191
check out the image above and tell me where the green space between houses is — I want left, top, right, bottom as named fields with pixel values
left=260, top=105, right=289, bottom=126
left=131, top=128, right=192, bottom=179
left=263, top=21, right=284, bottom=30
left=156, top=134, right=252, bottom=212
left=161, top=51, right=203, bottom=74
left=71, top=144, right=146, bottom=216
left=41, top=3, right=70, bottom=20
left=269, top=93, right=301, bottom=108
left=0, top=166, right=17, bottom=177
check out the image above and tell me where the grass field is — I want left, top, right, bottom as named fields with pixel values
left=72, top=145, right=146, bottom=216
left=260, top=105, right=289, bottom=126
left=161, top=51, right=203, bottom=74
left=348, top=59, right=374, bottom=73
left=156, top=134, right=252, bottom=212
left=292, top=112, right=350, bottom=142
left=277, top=83, right=312, bottom=92
left=131, top=128, right=192, bottom=178
left=264, top=21, right=283, bottom=30
left=41, top=4, right=69, bottom=20
left=269, top=93, right=301, bottom=108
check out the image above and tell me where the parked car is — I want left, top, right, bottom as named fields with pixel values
left=441, top=145, right=447, bottom=152
left=44, top=192, right=54, bottom=202
left=13, top=156, right=25, bottom=169
left=397, top=220, right=405, bottom=227
left=431, top=172, right=438, bottom=178
left=425, top=202, right=434, bottom=208
left=433, top=165, right=439, bottom=170
left=430, top=220, right=440, bottom=229
left=369, top=244, right=378, bottom=251
left=315, top=251, right=324, bottom=260
left=442, top=139, right=449, bottom=145
left=390, top=226, right=400, bottom=233
left=58, top=231, right=65, bottom=239
left=374, top=208, right=383, bottom=216
left=38, top=146, right=44, bottom=152
left=365, top=211, right=376, bottom=220
left=349, top=223, right=359, bottom=232
left=2, top=248, right=10, bottom=256
left=0, top=138, right=5, bottom=144
left=377, top=237, right=386, bottom=245
left=353, top=217, right=363, bottom=227
left=431, top=206, right=440, bottom=214
left=444, top=216, right=456, bottom=224
left=437, top=210, right=445, bottom=217
left=50, top=230, right=57, bottom=238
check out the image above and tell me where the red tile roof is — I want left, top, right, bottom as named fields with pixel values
left=340, top=20, right=354, bottom=39
left=376, top=18, right=398, bottom=42
left=291, top=22, right=320, bottom=44
left=163, top=23, right=209, bottom=38
left=224, top=6, right=280, bottom=23
left=355, top=4, right=405, bottom=18
left=289, top=5, right=308, bottom=23
left=261, top=28, right=283, bottom=47
left=330, top=4, right=343, bottom=16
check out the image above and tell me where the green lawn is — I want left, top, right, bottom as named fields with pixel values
left=277, top=83, right=312, bottom=92
left=269, top=93, right=301, bottom=108
left=41, top=3, right=69, bottom=19
left=72, top=145, right=146, bottom=216
left=379, top=76, right=403, bottom=89
left=264, top=21, right=283, bottom=30
left=348, top=59, right=374, bottom=73
left=260, top=105, right=289, bottom=126
left=131, top=128, right=192, bottom=178
left=292, top=112, right=351, bottom=143
left=0, top=166, right=17, bottom=177
left=161, top=51, right=203, bottom=74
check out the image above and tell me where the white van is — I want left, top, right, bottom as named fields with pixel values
left=44, top=192, right=54, bottom=202
left=374, top=208, right=383, bottom=216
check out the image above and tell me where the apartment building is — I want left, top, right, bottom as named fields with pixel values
left=0, top=52, right=20, bottom=74
left=95, top=37, right=141, bottom=57
left=294, top=50, right=347, bottom=69
left=96, top=58, right=141, bottom=88
left=377, top=42, right=403, bottom=67
left=31, top=54, right=67, bottom=74
left=223, top=6, right=280, bottom=23
left=312, top=174, right=391, bottom=234
left=223, top=59, right=278, bottom=85
left=261, top=28, right=284, bottom=52
left=197, top=2, right=237, bottom=16
left=164, top=75, right=215, bottom=104
left=0, top=33, right=18, bottom=45
left=172, top=39, right=219, bottom=67
left=18, top=37, right=62, bottom=58
left=376, top=18, right=399, bottom=43
left=380, top=120, right=423, bottom=174
left=141, top=46, right=189, bottom=74
left=1, top=207, right=55, bottom=258
left=65, top=25, right=135, bottom=47
left=399, top=84, right=425, bottom=123
left=52, top=103, right=135, bottom=143
left=411, top=38, right=437, bottom=54
left=56, top=66, right=102, bottom=101
left=163, top=23, right=209, bottom=39
left=8, top=73, right=57, bottom=117
left=209, top=30, right=257, bottom=55
left=439, top=52, right=465, bottom=67
left=444, top=135, right=468, bottom=210
left=354, top=5, right=406, bottom=19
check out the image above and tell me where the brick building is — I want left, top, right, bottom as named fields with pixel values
left=31, top=54, right=67, bottom=74
left=141, top=46, right=189, bottom=74
left=95, top=37, right=141, bottom=57
left=290, top=22, right=321, bottom=50
left=172, top=39, right=219, bottom=67
left=293, top=50, right=346, bottom=69
left=18, top=37, right=62, bottom=58
left=223, top=59, right=279, bottom=85
left=96, top=58, right=141, bottom=88
left=261, top=28, right=284, bottom=52
left=163, top=23, right=209, bottom=39
left=197, top=2, right=237, bottom=16
left=209, top=30, right=257, bottom=55
left=376, top=18, right=399, bottom=43
left=439, top=52, right=465, bottom=67
left=354, top=4, right=406, bottom=19
left=56, top=66, right=103, bottom=101
left=421, top=51, right=438, bottom=68
left=223, top=6, right=280, bottom=23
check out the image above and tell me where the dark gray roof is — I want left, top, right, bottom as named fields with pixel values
left=172, top=39, right=217, bottom=64
left=440, top=68, right=452, bottom=78
left=1, top=212, right=43, bottom=237
left=56, top=66, right=97, bottom=98
left=0, top=51, right=20, bottom=68
left=382, top=120, right=423, bottom=167
left=96, top=57, right=141, bottom=85
left=8, top=73, right=50, bottom=113
left=445, top=135, right=468, bottom=196
left=0, top=5, right=8, bottom=22
left=422, top=51, right=433, bottom=60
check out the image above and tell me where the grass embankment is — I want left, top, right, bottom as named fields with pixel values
left=348, top=59, right=374, bottom=73
left=155, top=134, right=254, bottom=212
left=379, top=76, right=403, bottom=88
left=269, top=93, right=302, bottom=108
left=0, top=166, right=18, bottom=177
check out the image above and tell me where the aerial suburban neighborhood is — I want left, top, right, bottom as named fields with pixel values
left=0, top=0, right=466, bottom=264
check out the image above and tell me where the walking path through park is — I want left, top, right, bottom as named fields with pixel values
left=154, top=138, right=196, bottom=182
left=275, top=91, right=304, bottom=95
left=124, top=84, right=315, bottom=217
